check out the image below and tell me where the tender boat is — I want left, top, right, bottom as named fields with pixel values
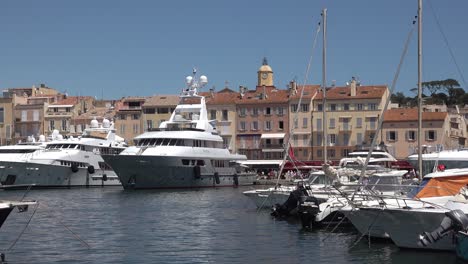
left=0, top=118, right=126, bottom=188
left=102, top=70, right=256, bottom=189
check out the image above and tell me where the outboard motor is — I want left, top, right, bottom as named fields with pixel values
left=419, top=210, right=468, bottom=247
left=271, top=186, right=308, bottom=218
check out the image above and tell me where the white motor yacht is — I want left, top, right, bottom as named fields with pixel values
left=0, top=118, right=127, bottom=188
left=407, top=148, right=468, bottom=176
left=102, top=70, right=256, bottom=189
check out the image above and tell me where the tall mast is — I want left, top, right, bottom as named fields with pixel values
left=322, top=8, right=327, bottom=164
left=417, top=0, right=423, bottom=180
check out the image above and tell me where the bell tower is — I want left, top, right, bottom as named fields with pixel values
left=257, top=57, right=274, bottom=86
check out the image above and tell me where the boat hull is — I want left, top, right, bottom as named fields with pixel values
left=103, top=155, right=256, bottom=189
left=0, top=161, right=121, bottom=188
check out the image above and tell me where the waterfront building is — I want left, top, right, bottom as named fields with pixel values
left=236, top=58, right=289, bottom=160
left=382, top=108, right=449, bottom=159
left=44, top=96, right=94, bottom=136
left=114, top=97, right=146, bottom=145
left=288, top=81, right=320, bottom=160
left=205, top=87, right=240, bottom=153
left=142, top=95, right=178, bottom=131
left=14, top=96, right=54, bottom=143
left=311, top=78, right=390, bottom=161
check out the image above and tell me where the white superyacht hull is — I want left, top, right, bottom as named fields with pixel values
left=103, top=155, right=256, bottom=189
left=0, top=161, right=121, bottom=188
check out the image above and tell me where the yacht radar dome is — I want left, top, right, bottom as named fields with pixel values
left=90, top=119, right=99, bottom=128
left=199, top=75, right=208, bottom=86
left=186, top=76, right=193, bottom=85
left=102, top=118, right=110, bottom=128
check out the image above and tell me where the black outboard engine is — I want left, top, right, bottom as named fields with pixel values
left=271, top=186, right=308, bottom=218
left=298, top=196, right=321, bottom=229
left=419, top=209, right=468, bottom=247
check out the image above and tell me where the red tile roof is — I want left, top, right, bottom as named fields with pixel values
left=235, top=86, right=289, bottom=105
left=52, top=96, right=93, bottom=105
left=314, top=85, right=387, bottom=100
left=383, top=108, right=448, bottom=122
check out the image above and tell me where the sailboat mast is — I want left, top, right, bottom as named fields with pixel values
left=322, top=8, right=327, bottom=164
left=417, top=0, right=423, bottom=180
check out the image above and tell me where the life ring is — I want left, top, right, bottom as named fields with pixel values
left=214, top=172, right=220, bottom=184
left=71, top=164, right=79, bottom=173
left=87, top=165, right=95, bottom=174
left=233, top=173, right=239, bottom=186
left=193, top=166, right=201, bottom=179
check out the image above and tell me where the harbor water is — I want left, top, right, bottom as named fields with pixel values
left=0, top=186, right=458, bottom=264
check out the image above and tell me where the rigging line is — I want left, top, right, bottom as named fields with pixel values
left=19, top=184, right=34, bottom=201
left=427, top=0, right=467, bottom=89
left=358, top=13, right=418, bottom=181
left=274, top=18, right=322, bottom=188
left=7, top=202, right=39, bottom=251
left=36, top=202, right=91, bottom=249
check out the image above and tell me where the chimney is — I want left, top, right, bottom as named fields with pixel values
left=289, top=81, right=297, bottom=95
left=239, top=86, right=246, bottom=98
left=350, top=77, right=357, bottom=96
left=209, top=86, right=215, bottom=98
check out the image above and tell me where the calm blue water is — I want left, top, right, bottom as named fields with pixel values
left=0, top=186, right=459, bottom=264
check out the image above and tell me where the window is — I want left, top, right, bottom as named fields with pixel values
left=144, top=108, right=155, bottom=114
left=356, top=118, right=362, bottom=128
left=0, top=108, right=4, bottom=123
left=357, top=132, right=363, bottom=145
left=329, top=118, right=335, bottom=129
left=252, top=108, right=259, bottom=116
left=317, top=104, right=323, bottom=111
left=303, top=135, right=308, bottom=145
left=119, top=114, right=126, bottom=120
left=33, top=110, right=39, bottom=121
left=62, top=119, right=67, bottom=131
left=66, top=107, right=71, bottom=112
left=329, top=134, right=336, bottom=145
left=293, top=119, right=298, bottom=129
left=303, top=149, right=308, bottom=158
left=426, top=130, right=437, bottom=141
left=343, top=133, right=350, bottom=145
left=265, top=121, right=271, bottom=131
left=50, top=120, right=55, bottom=130
left=330, top=104, right=336, bottom=111
left=356, top=104, right=363, bottom=110
left=132, top=114, right=140, bottom=120
left=301, top=104, right=309, bottom=112
left=291, top=104, right=298, bottom=112
left=369, top=117, right=377, bottom=129
left=265, top=107, right=271, bottom=115
left=407, top=130, right=416, bottom=141
left=146, top=120, right=153, bottom=130
left=387, top=131, right=398, bottom=141
left=277, top=107, right=284, bottom=116
left=120, top=124, right=126, bottom=135
left=240, top=121, right=246, bottom=131
left=342, top=118, right=350, bottom=130
left=328, top=149, right=335, bottom=158
left=210, top=110, right=216, bottom=120
left=293, top=135, right=298, bottom=145
left=239, top=108, right=246, bottom=117
left=252, top=121, right=258, bottom=131
left=133, top=124, right=139, bottom=134
left=316, top=133, right=322, bottom=146
left=279, top=121, right=284, bottom=130
left=21, top=110, right=27, bottom=121
left=342, top=149, right=351, bottom=157
left=222, top=110, right=228, bottom=121
left=53, top=108, right=58, bottom=113
left=317, top=149, right=323, bottom=158
left=157, top=108, right=169, bottom=114
left=302, top=118, right=308, bottom=128
left=368, top=103, right=377, bottom=110
left=316, top=118, right=322, bottom=131
left=343, top=104, right=350, bottom=111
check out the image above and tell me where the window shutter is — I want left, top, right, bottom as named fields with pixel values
left=395, top=131, right=398, bottom=141
left=425, top=131, right=429, bottom=140
left=433, top=131, right=437, bottom=141
left=386, top=131, right=389, bottom=141
left=405, top=131, right=409, bottom=140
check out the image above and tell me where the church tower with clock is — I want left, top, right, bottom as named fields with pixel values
left=257, top=57, right=274, bottom=86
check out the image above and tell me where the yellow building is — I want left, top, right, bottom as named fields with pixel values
left=142, top=95, right=178, bottom=131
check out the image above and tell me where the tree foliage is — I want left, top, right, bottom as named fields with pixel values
left=396, top=78, right=467, bottom=106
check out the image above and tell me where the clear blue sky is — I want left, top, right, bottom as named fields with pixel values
left=0, top=0, right=466, bottom=99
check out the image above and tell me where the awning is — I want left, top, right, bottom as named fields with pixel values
left=261, top=133, right=285, bottom=139
left=238, top=160, right=283, bottom=166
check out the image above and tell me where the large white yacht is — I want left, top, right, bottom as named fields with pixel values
left=103, top=70, right=256, bottom=189
left=0, top=118, right=127, bottom=188
left=407, top=148, right=468, bottom=176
